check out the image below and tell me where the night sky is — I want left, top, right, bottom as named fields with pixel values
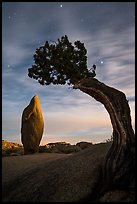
left=2, top=2, right=135, bottom=145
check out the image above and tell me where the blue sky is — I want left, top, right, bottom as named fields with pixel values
left=2, top=2, right=135, bottom=145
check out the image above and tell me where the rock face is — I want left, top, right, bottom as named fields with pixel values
left=21, top=95, right=44, bottom=154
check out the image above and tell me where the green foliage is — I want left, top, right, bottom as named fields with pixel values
left=28, top=35, right=96, bottom=86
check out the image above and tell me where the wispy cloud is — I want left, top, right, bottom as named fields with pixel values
left=2, top=2, right=135, bottom=144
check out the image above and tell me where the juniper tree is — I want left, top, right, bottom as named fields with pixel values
left=28, top=35, right=96, bottom=86
left=28, top=35, right=135, bottom=199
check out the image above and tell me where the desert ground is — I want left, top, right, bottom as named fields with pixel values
left=2, top=142, right=134, bottom=202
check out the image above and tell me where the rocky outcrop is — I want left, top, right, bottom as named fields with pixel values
left=2, top=142, right=111, bottom=202
left=21, top=95, right=44, bottom=154
left=2, top=142, right=134, bottom=202
left=2, top=140, right=22, bottom=149
left=76, top=141, right=93, bottom=149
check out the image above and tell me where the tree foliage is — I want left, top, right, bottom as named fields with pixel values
left=28, top=35, right=96, bottom=86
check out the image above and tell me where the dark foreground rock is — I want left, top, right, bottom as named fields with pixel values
left=2, top=142, right=135, bottom=202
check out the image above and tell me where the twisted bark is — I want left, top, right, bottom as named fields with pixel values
left=74, top=77, right=135, bottom=192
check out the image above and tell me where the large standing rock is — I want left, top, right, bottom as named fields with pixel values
left=21, top=95, right=44, bottom=154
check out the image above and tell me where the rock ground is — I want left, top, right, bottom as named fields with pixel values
left=2, top=142, right=134, bottom=202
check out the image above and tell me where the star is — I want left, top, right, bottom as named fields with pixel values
left=101, top=61, right=104, bottom=64
left=60, top=4, right=63, bottom=8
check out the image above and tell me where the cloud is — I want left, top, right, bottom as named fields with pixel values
left=2, top=43, right=33, bottom=67
left=2, top=2, right=135, bottom=144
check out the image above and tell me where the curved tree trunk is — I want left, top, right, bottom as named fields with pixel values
left=73, top=77, right=135, bottom=193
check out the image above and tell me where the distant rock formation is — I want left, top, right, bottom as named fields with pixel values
left=76, top=141, right=93, bottom=149
left=21, top=95, right=44, bottom=154
left=2, top=140, right=22, bottom=149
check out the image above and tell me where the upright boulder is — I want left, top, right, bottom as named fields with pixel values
left=21, top=95, right=44, bottom=154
